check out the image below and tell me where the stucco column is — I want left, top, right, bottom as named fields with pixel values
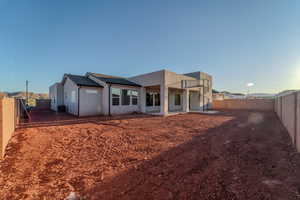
left=160, top=85, right=168, bottom=115
left=102, top=86, right=109, bottom=115
left=140, top=87, right=146, bottom=113
left=183, top=89, right=189, bottom=112
left=200, top=87, right=204, bottom=111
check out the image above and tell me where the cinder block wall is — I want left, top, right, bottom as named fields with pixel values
left=274, top=92, right=300, bottom=152
left=36, top=99, right=51, bottom=110
left=282, top=94, right=296, bottom=143
left=0, top=98, right=16, bottom=157
left=213, top=99, right=275, bottom=111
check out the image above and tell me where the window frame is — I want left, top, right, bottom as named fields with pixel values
left=121, top=89, right=130, bottom=106
left=111, top=88, right=121, bottom=106
left=111, top=88, right=139, bottom=106
left=174, top=93, right=181, bottom=106
left=154, top=93, right=160, bottom=106
left=146, top=92, right=160, bottom=107
left=131, top=90, right=138, bottom=105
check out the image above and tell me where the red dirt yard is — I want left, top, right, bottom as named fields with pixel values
left=1, top=110, right=300, bottom=200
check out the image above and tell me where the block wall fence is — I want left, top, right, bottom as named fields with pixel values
left=275, top=92, right=300, bottom=152
left=0, top=98, right=18, bottom=157
left=35, top=99, right=51, bottom=110
left=213, top=99, right=274, bottom=111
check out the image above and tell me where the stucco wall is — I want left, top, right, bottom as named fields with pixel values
left=165, top=70, right=196, bottom=89
left=0, top=98, right=16, bottom=157
left=129, top=70, right=164, bottom=87
left=168, top=89, right=183, bottom=112
left=213, top=99, right=275, bottom=111
left=275, top=97, right=282, bottom=120
left=49, top=83, right=64, bottom=111
left=79, top=87, right=102, bottom=116
left=282, top=94, right=296, bottom=142
left=87, top=75, right=109, bottom=115
left=189, top=91, right=200, bottom=111
left=274, top=91, right=300, bottom=152
left=49, top=83, right=57, bottom=111
left=63, top=78, right=79, bottom=116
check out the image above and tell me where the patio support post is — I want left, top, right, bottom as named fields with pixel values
left=183, top=89, right=189, bottom=112
left=201, top=87, right=205, bottom=111
left=140, top=87, right=146, bottom=113
left=160, top=85, right=168, bottom=115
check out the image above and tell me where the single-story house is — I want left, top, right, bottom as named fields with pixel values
left=49, top=69, right=213, bottom=116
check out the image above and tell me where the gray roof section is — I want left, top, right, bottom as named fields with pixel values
left=65, top=74, right=103, bottom=87
left=90, top=73, right=141, bottom=87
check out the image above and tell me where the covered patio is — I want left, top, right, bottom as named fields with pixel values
left=142, top=85, right=204, bottom=115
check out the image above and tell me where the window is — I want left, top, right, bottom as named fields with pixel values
left=175, top=94, right=181, bottom=105
left=122, top=89, right=130, bottom=105
left=112, top=88, right=121, bottom=106
left=155, top=93, right=160, bottom=106
left=146, top=92, right=154, bottom=106
left=112, top=88, right=139, bottom=106
left=147, top=92, right=160, bottom=107
left=131, top=90, right=138, bottom=105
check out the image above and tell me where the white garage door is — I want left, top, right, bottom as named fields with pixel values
left=79, top=88, right=102, bottom=116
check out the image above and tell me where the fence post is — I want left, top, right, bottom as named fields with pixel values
left=295, top=92, right=298, bottom=147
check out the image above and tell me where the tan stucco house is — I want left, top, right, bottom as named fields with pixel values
left=49, top=69, right=212, bottom=116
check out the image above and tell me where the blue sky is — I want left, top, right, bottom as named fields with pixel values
left=0, top=0, right=299, bottom=93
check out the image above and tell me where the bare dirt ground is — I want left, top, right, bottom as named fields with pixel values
left=1, top=110, right=300, bottom=200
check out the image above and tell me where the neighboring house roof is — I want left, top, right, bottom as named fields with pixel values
left=88, top=73, right=141, bottom=87
left=64, top=74, right=103, bottom=87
